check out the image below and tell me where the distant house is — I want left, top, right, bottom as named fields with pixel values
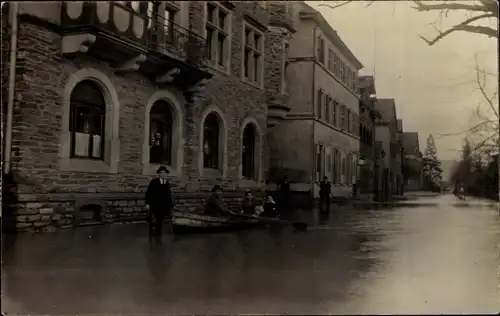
left=374, top=98, right=403, bottom=199
left=402, top=132, right=423, bottom=190
left=267, top=1, right=363, bottom=201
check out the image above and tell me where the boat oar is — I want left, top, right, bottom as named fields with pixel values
left=236, top=213, right=308, bottom=231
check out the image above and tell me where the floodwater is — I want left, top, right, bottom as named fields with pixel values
left=2, top=194, right=499, bottom=314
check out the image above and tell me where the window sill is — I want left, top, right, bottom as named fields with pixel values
left=241, top=78, right=264, bottom=90
left=59, top=157, right=117, bottom=174
left=142, top=162, right=178, bottom=177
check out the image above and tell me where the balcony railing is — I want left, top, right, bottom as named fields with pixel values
left=60, top=2, right=209, bottom=68
left=146, top=10, right=209, bottom=68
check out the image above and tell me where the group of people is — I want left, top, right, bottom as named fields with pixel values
left=144, top=165, right=292, bottom=236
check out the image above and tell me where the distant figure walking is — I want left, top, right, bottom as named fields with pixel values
left=456, top=183, right=466, bottom=200
left=318, top=176, right=332, bottom=213
left=145, top=166, right=175, bottom=236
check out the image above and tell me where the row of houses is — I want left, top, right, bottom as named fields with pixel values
left=2, top=1, right=420, bottom=232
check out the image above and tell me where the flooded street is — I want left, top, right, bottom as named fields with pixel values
left=2, top=194, right=499, bottom=314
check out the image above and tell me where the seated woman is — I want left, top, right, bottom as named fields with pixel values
left=204, top=185, right=236, bottom=217
left=240, top=190, right=257, bottom=215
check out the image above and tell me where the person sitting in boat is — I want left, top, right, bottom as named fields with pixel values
left=262, top=195, right=278, bottom=217
left=204, top=185, right=236, bottom=217
left=240, top=189, right=257, bottom=215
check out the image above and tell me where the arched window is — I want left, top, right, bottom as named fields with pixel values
left=149, top=100, right=173, bottom=165
left=69, top=80, right=106, bottom=160
left=203, top=112, right=221, bottom=169
left=242, top=123, right=257, bottom=179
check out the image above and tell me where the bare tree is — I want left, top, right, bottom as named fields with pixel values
left=319, top=0, right=498, bottom=46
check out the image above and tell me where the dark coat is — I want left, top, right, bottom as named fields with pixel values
left=145, top=178, right=174, bottom=213
left=204, top=195, right=230, bottom=216
left=241, top=199, right=256, bottom=214
left=319, top=181, right=331, bottom=198
left=278, top=180, right=290, bottom=194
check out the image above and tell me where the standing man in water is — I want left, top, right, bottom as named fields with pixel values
left=319, top=176, right=332, bottom=213
left=277, top=175, right=291, bottom=213
left=145, top=166, right=175, bottom=236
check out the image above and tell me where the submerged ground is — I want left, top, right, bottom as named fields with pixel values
left=2, top=193, right=499, bottom=314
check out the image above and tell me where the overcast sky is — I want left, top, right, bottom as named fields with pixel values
left=309, top=1, right=498, bottom=161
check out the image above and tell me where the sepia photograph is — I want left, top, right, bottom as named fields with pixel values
left=1, top=0, right=498, bottom=314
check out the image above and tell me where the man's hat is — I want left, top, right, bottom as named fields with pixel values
left=211, top=185, right=222, bottom=192
left=156, top=165, right=169, bottom=174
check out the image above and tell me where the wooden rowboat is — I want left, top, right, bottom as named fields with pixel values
left=171, top=210, right=266, bottom=234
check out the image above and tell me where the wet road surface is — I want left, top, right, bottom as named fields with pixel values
left=2, top=194, right=499, bottom=314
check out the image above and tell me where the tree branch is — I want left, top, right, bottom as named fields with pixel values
left=471, top=133, right=498, bottom=154
left=474, top=53, right=499, bottom=119
left=436, top=120, right=497, bottom=138
left=318, top=1, right=351, bottom=10
left=419, top=13, right=497, bottom=45
left=411, top=1, right=494, bottom=13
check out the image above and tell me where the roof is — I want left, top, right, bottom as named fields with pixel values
left=374, top=98, right=396, bottom=123
left=396, top=119, right=403, bottom=132
left=402, top=132, right=419, bottom=155
left=299, top=3, right=363, bottom=69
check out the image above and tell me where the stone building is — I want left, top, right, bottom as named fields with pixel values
left=267, top=2, right=362, bottom=203
left=1, top=1, right=295, bottom=232
left=374, top=98, right=399, bottom=201
left=402, top=132, right=423, bottom=191
left=395, top=119, right=404, bottom=195
left=357, top=75, right=381, bottom=195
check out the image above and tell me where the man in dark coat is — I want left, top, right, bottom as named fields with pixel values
left=145, top=165, right=175, bottom=236
left=319, top=176, right=332, bottom=213
left=277, top=175, right=291, bottom=213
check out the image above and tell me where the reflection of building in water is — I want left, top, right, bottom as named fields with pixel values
left=1, top=1, right=297, bottom=231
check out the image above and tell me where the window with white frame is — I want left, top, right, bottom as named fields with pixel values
left=333, top=53, right=340, bottom=78
left=324, top=95, right=330, bottom=123
left=242, top=22, right=264, bottom=85
left=316, top=89, right=324, bottom=120
left=328, top=48, right=334, bottom=71
left=340, top=61, right=346, bottom=83
left=332, top=100, right=338, bottom=127
left=339, top=105, right=346, bottom=130
left=317, top=36, right=325, bottom=64
left=206, top=2, right=230, bottom=70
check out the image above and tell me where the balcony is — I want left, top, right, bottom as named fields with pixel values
left=268, top=2, right=296, bottom=32
left=242, top=1, right=269, bottom=28
left=60, top=2, right=211, bottom=89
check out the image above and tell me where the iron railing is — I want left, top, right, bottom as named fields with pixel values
left=146, top=10, right=209, bottom=68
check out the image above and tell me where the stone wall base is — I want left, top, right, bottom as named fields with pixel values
left=2, top=191, right=267, bottom=233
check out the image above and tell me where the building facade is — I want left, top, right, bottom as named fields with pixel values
left=357, top=75, right=380, bottom=195
left=402, top=132, right=423, bottom=191
left=2, top=1, right=294, bottom=231
left=374, top=98, right=398, bottom=201
left=267, top=2, right=362, bottom=201
left=395, top=119, right=404, bottom=195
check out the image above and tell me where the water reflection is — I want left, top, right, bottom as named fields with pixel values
left=2, top=195, right=499, bottom=314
